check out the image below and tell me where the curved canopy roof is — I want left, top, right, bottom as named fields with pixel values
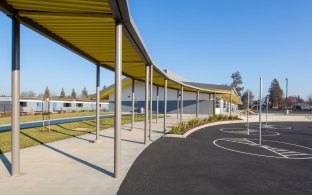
left=0, top=0, right=242, bottom=104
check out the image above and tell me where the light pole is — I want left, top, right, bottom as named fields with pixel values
left=285, top=78, right=288, bottom=110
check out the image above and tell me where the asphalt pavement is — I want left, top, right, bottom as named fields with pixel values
left=118, top=122, right=312, bottom=195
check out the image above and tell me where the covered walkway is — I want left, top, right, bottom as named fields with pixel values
left=0, top=0, right=241, bottom=178
left=0, top=114, right=195, bottom=194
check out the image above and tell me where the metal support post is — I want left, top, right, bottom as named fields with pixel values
left=213, top=93, right=216, bottom=115
left=247, top=91, right=250, bottom=135
left=94, top=64, right=101, bottom=143
left=164, top=79, right=167, bottom=133
left=266, top=95, right=268, bottom=126
left=11, top=17, right=20, bottom=176
left=156, top=85, right=159, bottom=124
left=131, top=78, right=135, bottom=130
left=144, top=65, right=149, bottom=144
left=177, top=90, right=179, bottom=119
left=259, top=77, right=262, bottom=147
left=196, top=90, right=199, bottom=117
left=149, top=64, right=153, bottom=140
left=180, top=86, right=183, bottom=121
left=230, top=94, right=232, bottom=117
left=114, top=22, right=122, bottom=178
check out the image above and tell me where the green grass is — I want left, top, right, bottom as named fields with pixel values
left=0, top=111, right=111, bottom=125
left=0, top=115, right=145, bottom=154
left=170, top=114, right=240, bottom=135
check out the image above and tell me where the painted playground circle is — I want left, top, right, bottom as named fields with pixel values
left=213, top=138, right=312, bottom=159
left=220, top=128, right=280, bottom=136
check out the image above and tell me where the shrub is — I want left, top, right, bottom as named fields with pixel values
left=170, top=114, right=241, bottom=135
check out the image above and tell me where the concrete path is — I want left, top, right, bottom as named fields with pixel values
left=0, top=114, right=195, bottom=195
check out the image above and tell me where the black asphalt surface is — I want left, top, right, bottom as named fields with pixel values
left=118, top=122, right=312, bottom=195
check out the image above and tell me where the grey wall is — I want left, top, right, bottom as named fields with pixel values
left=109, top=100, right=214, bottom=115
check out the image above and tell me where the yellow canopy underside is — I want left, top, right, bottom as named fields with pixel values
left=4, top=0, right=241, bottom=104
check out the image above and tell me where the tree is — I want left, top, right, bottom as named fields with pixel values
left=102, top=85, right=107, bottom=90
left=287, top=96, right=299, bottom=106
left=44, top=86, right=50, bottom=98
left=21, top=90, right=36, bottom=97
left=307, top=94, right=312, bottom=105
left=71, top=88, right=77, bottom=99
left=60, top=88, right=65, bottom=99
left=81, top=86, right=89, bottom=100
left=268, top=79, right=284, bottom=109
left=231, top=71, right=244, bottom=96
left=241, top=90, right=254, bottom=109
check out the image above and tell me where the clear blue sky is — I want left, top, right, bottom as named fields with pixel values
left=1, top=0, right=312, bottom=98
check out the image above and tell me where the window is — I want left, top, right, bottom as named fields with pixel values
left=76, top=103, right=83, bottom=107
left=63, top=103, right=71, bottom=107
left=20, top=101, right=27, bottom=107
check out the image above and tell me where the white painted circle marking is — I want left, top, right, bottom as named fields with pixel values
left=213, top=138, right=312, bottom=160
left=220, top=128, right=280, bottom=136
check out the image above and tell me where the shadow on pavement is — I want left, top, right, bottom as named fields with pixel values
left=20, top=131, right=114, bottom=177
left=0, top=149, right=11, bottom=174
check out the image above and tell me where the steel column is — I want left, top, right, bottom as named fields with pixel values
left=196, top=90, right=199, bottom=117
left=11, top=17, right=20, bottom=176
left=114, top=22, right=122, bottom=178
left=156, top=85, right=159, bottom=124
left=164, top=79, right=167, bottom=133
left=149, top=64, right=153, bottom=140
left=131, top=78, right=135, bottom=130
left=230, top=94, right=232, bottom=117
left=144, top=65, right=149, bottom=144
left=259, top=77, right=262, bottom=146
left=180, top=86, right=184, bottom=121
left=213, top=93, right=216, bottom=115
left=247, top=91, right=250, bottom=135
left=266, top=95, right=268, bottom=125
left=208, top=93, right=211, bottom=116
left=177, top=90, right=179, bottom=119
left=94, top=64, right=101, bottom=142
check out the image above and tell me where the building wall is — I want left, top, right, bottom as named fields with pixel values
left=108, top=80, right=238, bottom=115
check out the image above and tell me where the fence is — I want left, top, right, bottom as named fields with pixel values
left=0, top=104, right=12, bottom=118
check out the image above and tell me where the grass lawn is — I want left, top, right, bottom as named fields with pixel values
left=0, top=114, right=145, bottom=154
left=0, top=111, right=111, bottom=125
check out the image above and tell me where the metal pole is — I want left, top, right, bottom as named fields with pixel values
left=259, top=77, right=262, bottom=147
left=208, top=93, right=211, bottom=116
left=149, top=64, right=153, bottom=140
left=285, top=78, right=288, bottom=110
left=177, top=90, right=179, bottom=119
left=11, top=17, right=20, bottom=176
left=230, top=94, right=232, bottom=117
left=213, top=93, right=216, bottom=115
left=247, top=91, right=249, bottom=135
left=144, top=65, right=149, bottom=144
left=266, top=95, right=268, bottom=125
left=114, top=22, right=122, bottom=178
left=164, top=79, right=167, bottom=134
left=131, top=78, right=135, bottom=130
left=94, top=64, right=101, bottom=142
left=180, top=86, right=183, bottom=121
left=196, top=90, right=199, bottom=118
left=156, top=85, right=159, bottom=124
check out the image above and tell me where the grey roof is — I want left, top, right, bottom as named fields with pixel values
left=182, top=81, right=233, bottom=91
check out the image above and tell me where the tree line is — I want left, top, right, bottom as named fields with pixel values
left=231, top=71, right=311, bottom=109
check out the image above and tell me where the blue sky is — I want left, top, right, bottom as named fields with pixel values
left=1, top=0, right=312, bottom=98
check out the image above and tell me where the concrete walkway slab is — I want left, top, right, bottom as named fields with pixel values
left=0, top=114, right=195, bottom=195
